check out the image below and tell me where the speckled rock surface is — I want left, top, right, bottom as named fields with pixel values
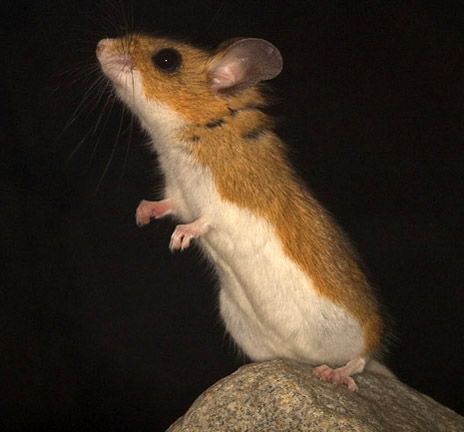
left=167, top=360, right=464, bottom=432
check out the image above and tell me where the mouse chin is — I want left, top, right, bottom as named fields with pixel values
left=99, top=56, right=134, bottom=83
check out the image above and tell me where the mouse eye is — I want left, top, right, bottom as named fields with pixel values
left=152, top=48, right=182, bottom=73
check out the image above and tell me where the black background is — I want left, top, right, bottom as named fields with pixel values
left=2, top=1, right=463, bottom=430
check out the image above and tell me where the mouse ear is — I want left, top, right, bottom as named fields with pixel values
left=208, top=38, right=283, bottom=94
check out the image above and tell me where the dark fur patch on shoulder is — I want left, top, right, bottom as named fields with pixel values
left=190, top=135, right=200, bottom=142
left=243, top=127, right=267, bottom=140
left=228, top=107, right=239, bottom=117
left=205, top=118, right=225, bottom=128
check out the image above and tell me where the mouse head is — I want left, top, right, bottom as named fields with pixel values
left=96, top=34, right=282, bottom=133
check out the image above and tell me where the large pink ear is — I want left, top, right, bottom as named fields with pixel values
left=207, top=38, right=283, bottom=94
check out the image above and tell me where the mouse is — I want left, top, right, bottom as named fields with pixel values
left=96, top=33, right=391, bottom=391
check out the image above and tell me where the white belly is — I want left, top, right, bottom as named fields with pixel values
left=160, top=149, right=364, bottom=367
left=199, top=203, right=364, bottom=366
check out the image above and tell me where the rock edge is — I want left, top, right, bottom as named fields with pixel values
left=167, top=360, right=464, bottom=432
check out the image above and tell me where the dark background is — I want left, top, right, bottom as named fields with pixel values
left=1, top=0, right=463, bottom=430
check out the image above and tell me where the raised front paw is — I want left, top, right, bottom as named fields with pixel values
left=169, top=219, right=210, bottom=252
left=135, top=199, right=173, bottom=227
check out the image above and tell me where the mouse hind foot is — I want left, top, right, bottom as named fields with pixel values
left=312, top=357, right=367, bottom=392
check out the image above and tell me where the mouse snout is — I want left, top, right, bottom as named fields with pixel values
left=96, top=38, right=113, bottom=57
left=96, top=39, right=109, bottom=55
left=96, top=37, right=135, bottom=84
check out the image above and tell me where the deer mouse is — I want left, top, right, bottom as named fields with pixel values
left=96, top=34, right=390, bottom=391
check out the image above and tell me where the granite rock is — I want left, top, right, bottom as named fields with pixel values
left=167, top=359, right=464, bottom=432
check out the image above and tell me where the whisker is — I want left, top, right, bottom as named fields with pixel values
left=85, top=88, right=117, bottom=170
left=117, top=110, right=134, bottom=191
left=94, top=97, right=126, bottom=193
left=60, top=2, right=143, bottom=194
left=80, top=83, right=112, bottom=138
left=99, top=0, right=126, bottom=37
left=92, top=45, right=134, bottom=190
left=60, top=62, right=101, bottom=78
left=52, top=65, right=101, bottom=95
left=59, top=74, right=107, bottom=138
left=118, top=68, right=136, bottom=189
left=64, top=79, right=112, bottom=164
left=65, top=134, right=89, bottom=165
left=128, top=0, right=135, bottom=33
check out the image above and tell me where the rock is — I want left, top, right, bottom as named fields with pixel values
left=167, top=360, right=464, bottom=432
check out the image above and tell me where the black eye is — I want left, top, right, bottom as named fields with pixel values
left=152, top=48, right=182, bottom=73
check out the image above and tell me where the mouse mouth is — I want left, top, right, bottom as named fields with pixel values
left=96, top=38, right=135, bottom=82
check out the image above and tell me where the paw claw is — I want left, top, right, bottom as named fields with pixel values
left=169, top=227, right=193, bottom=252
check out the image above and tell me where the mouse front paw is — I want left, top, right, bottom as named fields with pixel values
left=135, top=199, right=173, bottom=227
left=169, top=218, right=210, bottom=252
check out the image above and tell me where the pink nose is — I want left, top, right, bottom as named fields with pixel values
left=96, top=39, right=111, bottom=55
